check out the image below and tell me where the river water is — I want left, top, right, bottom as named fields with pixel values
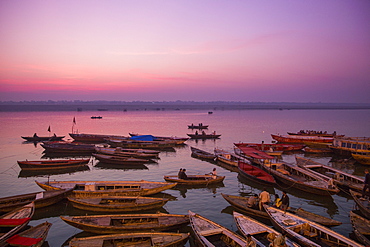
left=0, top=109, right=369, bottom=246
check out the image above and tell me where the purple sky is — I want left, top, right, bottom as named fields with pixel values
left=1, top=0, right=369, bottom=103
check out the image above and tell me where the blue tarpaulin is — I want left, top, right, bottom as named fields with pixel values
left=129, top=135, right=156, bottom=141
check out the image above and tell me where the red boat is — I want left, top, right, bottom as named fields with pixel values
left=234, top=142, right=304, bottom=152
left=238, top=161, right=276, bottom=185
left=271, top=134, right=333, bottom=144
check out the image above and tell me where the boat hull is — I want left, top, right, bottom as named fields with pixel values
left=60, top=213, right=189, bottom=234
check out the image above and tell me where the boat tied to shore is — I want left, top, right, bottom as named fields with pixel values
left=60, top=213, right=189, bottom=234
left=0, top=188, right=73, bottom=212
left=189, top=210, right=248, bottom=247
left=238, top=161, right=276, bottom=185
left=68, top=232, right=190, bottom=247
left=233, top=211, right=300, bottom=247
left=0, top=202, right=35, bottom=246
left=264, top=205, right=363, bottom=247
left=271, top=134, right=333, bottom=144
left=35, top=180, right=177, bottom=197
left=6, top=221, right=52, bottom=247
left=17, top=158, right=90, bottom=170
left=67, top=196, right=169, bottom=212
left=295, top=156, right=364, bottom=192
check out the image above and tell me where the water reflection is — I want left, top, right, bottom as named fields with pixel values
left=237, top=174, right=276, bottom=195
left=18, top=165, right=90, bottom=178
left=170, top=183, right=223, bottom=198
left=94, top=162, right=149, bottom=171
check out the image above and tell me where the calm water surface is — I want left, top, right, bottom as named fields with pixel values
left=0, top=109, right=369, bottom=246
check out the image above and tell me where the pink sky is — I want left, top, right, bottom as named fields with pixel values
left=1, top=0, right=369, bottom=103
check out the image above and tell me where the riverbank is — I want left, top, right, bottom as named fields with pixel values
left=1, top=101, right=369, bottom=112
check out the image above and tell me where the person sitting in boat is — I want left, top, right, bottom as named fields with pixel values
left=195, top=131, right=199, bottom=135
left=202, top=131, right=205, bottom=135
left=259, top=188, right=270, bottom=210
left=33, top=133, right=38, bottom=138
left=206, top=168, right=217, bottom=179
left=270, top=232, right=288, bottom=247
left=246, top=234, right=256, bottom=247
left=247, top=194, right=258, bottom=210
left=180, top=169, right=188, bottom=180
left=178, top=168, right=183, bottom=178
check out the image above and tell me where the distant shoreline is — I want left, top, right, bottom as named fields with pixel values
left=1, top=102, right=370, bottom=112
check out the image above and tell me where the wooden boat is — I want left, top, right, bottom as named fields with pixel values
left=262, top=161, right=339, bottom=195
left=238, top=161, right=276, bottom=185
left=214, top=148, right=240, bottom=167
left=60, top=213, right=189, bottom=234
left=0, top=202, right=35, bottom=246
left=69, top=133, right=127, bottom=143
left=6, top=221, right=52, bottom=247
left=188, top=124, right=209, bottom=129
left=67, top=196, right=169, bottom=212
left=264, top=205, right=362, bottom=247
left=106, top=138, right=177, bottom=150
left=189, top=210, right=248, bottom=247
left=271, top=134, right=333, bottom=144
left=302, top=147, right=333, bottom=154
left=352, top=153, right=370, bottom=165
left=164, top=175, right=225, bottom=185
left=221, top=193, right=269, bottom=219
left=40, top=141, right=95, bottom=154
left=296, top=156, right=363, bottom=192
left=92, top=153, right=149, bottom=165
left=292, top=207, right=341, bottom=226
left=0, top=188, right=73, bottom=212
left=221, top=194, right=340, bottom=226
left=234, top=142, right=305, bottom=152
left=21, top=134, right=64, bottom=142
left=234, top=146, right=275, bottom=162
left=350, top=190, right=370, bottom=219
left=287, top=130, right=341, bottom=137
left=17, top=158, right=90, bottom=170
left=95, top=146, right=159, bottom=159
left=129, top=133, right=189, bottom=143
left=35, top=180, right=176, bottom=197
left=350, top=211, right=370, bottom=246
left=233, top=212, right=300, bottom=247
left=68, top=232, right=189, bottom=247
left=190, top=147, right=216, bottom=160
left=187, top=133, right=221, bottom=139
left=330, top=136, right=370, bottom=157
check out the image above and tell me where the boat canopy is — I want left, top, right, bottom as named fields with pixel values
left=236, top=146, right=274, bottom=159
left=129, top=135, right=157, bottom=141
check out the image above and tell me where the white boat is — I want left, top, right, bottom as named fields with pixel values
left=233, top=212, right=300, bottom=247
left=264, top=205, right=363, bottom=247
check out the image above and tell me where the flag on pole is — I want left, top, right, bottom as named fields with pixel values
left=73, top=117, right=76, bottom=124
left=47, top=126, right=51, bottom=132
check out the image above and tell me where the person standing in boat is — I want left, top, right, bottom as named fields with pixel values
left=259, top=188, right=270, bottom=210
left=362, top=169, right=370, bottom=199
left=280, top=191, right=289, bottom=213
